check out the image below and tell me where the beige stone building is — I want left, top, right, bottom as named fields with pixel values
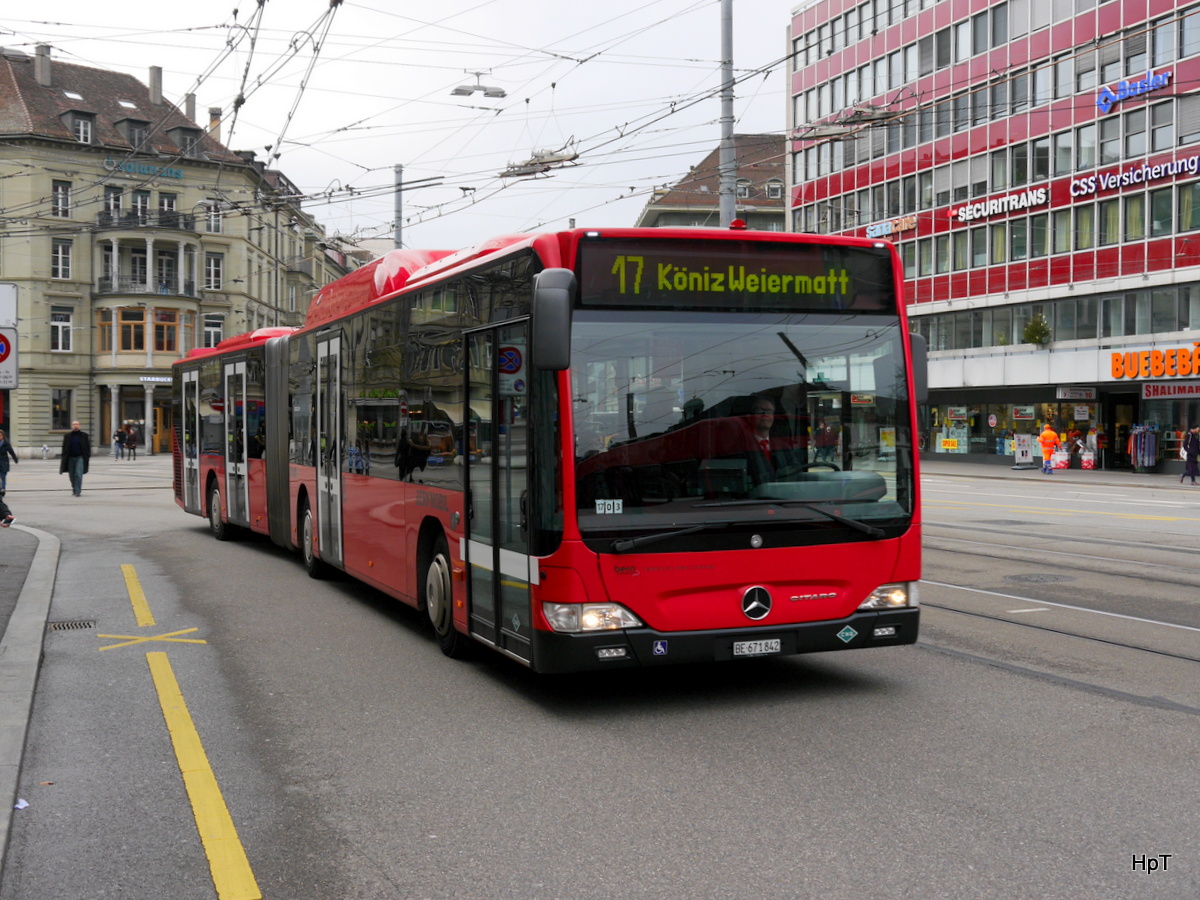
left=0, top=45, right=351, bottom=455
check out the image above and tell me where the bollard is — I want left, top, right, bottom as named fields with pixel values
left=41, top=444, right=48, bottom=460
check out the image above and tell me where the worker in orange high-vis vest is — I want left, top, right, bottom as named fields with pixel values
left=1038, top=423, right=1062, bottom=474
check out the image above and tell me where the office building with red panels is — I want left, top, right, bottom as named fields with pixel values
left=787, top=0, right=1200, bottom=470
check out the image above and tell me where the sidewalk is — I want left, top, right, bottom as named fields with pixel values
left=919, top=455, right=1198, bottom=489
left=0, top=452, right=173, bottom=869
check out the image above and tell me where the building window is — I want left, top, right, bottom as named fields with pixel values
left=1179, top=182, right=1200, bottom=231
left=127, top=121, right=149, bottom=149
left=1098, top=118, right=1120, bottom=165
left=1150, top=187, right=1174, bottom=236
left=1052, top=131, right=1072, bottom=176
left=50, top=307, right=72, bottom=352
left=203, top=314, right=224, bottom=348
left=1076, top=123, right=1096, bottom=169
left=1052, top=209, right=1072, bottom=253
left=51, top=239, right=72, bottom=279
left=130, top=250, right=148, bottom=287
left=1076, top=204, right=1096, bottom=249
left=72, top=116, right=92, bottom=143
left=98, top=310, right=113, bottom=352
left=952, top=231, right=969, bottom=269
left=154, top=309, right=178, bottom=352
left=51, top=180, right=71, bottom=217
left=1125, top=194, right=1146, bottom=241
left=1151, top=102, right=1173, bottom=151
left=934, top=234, right=950, bottom=273
left=204, top=253, right=224, bottom=290
left=1124, top=108, right=1147, bottom=158
left=1098, top=198, right=1120, bottom=245
left=205, top=205, right=223, bottom=233
left=51, top=390, right=72, bottom=431
left=971, top=227, right=988, bottom=266
left=1182, top=9, right=1200, bottom=58
left=132, top=190, right=151, bottom=223
left=1030, top=213, right=1049, bottom=258
left=1010, top=219, right=1028, bottom=261
left=765, top=181, right=783, bottom=200
left=735, top=180, right=751, bottom=199
left=1152, top=17, right=1176, bottom=66
left=104, top=186, right=122, bottom=216
left=119, top=308, right=145, bottom=351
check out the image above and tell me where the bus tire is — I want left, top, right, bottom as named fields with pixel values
left=301, top=499, right=327, bottom=579
left=208, top=481, right=229, bottom=541
left=424, top=535, right=467, bottom=657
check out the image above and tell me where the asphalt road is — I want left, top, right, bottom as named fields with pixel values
left=0, top=461, right=1197, bottom=899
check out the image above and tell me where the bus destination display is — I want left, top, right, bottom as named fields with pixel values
left=576, top=238, right=896, bottom=312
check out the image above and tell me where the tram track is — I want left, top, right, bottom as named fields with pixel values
left=920, top=595, right=1200, bottom=666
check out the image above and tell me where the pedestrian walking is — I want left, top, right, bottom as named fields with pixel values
left=0, top=428, right=17, bottom=494
left=124, top=425, right=138, bottom=460
left=1181, top=425, right=1200, bottom=486
left=1038, top=423, right=1061, bottom=475
left=112, top=427, right=125, bottom=460
left=59, top=420, right=91, bottom=496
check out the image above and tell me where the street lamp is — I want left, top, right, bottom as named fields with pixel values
left=451, top=72, right=506, bottom=98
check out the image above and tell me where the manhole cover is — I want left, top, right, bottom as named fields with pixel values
left=1004, top=574, right=1074, bottom=584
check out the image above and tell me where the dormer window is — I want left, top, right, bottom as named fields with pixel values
left=168, top=126, right=202, bottom=157
left=120, top=119, right=151, bottom=149
left=766, top=180, right=784, bottom=200
left=71, top=114, right=94, bottom=143
left=736, top=179, right=752, bottom=199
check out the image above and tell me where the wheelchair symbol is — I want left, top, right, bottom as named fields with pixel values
left=652, top=640, right=668, bottom=656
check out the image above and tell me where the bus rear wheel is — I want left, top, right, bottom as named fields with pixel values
left=301, top=500, right=326, bottom=579
left=208, top=482, right=228, bottom=541
left=424, top=536, right=467, bottom=657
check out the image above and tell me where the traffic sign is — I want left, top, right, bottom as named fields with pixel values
left=0, top=328, right=17, bottom=389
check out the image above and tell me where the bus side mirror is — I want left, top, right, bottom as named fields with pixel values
left=531, top=268, right=575, bottom=371
left=909, top=332, right=928, bottom=404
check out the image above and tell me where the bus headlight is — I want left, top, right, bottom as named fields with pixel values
left=543, top=602, right=644, bottom=633
left=857, top=582, right=917, bottom=610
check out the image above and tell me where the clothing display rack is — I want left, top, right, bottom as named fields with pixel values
left=1128, top=424, right=1159, bottom=471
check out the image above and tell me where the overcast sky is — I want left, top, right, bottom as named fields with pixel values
left=7, top=1, right=798, bottom=252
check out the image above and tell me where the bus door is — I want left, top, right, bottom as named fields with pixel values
left=315, top=336, right=344, bottom=568
left=223, top=361, right=248, bottom=522
left=181, top=368, right=201, bottom=513
left=464, top=324, right=532, bottom=663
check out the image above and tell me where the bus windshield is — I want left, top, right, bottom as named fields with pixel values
left=571, top=309, right=916, bottom=546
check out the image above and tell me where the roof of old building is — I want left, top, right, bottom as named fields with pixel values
left=0, top=47, right=244, bottom=166
left=648, top=133, right=786, bottom=212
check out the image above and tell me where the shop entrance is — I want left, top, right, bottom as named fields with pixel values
left=1104, top=393, right=1137, bottom=469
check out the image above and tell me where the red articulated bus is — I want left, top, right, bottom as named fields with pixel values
left=172, top=227, right=926, bottom=672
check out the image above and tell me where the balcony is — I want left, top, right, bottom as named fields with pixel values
left=95, top=211, right=196, bottom=233
left=96, top=277, right=197, bottom=297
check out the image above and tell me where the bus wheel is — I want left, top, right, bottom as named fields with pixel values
left=301, top=500, right=326, bottom=579
left=424, top=536, right=467, bottom=657
left=208, top=482, right=229, bottom=541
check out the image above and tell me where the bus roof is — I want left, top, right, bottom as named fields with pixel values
left=304, top=236, right=547, bottom=328
left=180, top=326, right=296, bottom=362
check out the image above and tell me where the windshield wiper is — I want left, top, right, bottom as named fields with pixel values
left=609, top=523, right=714, bottom=554
left=692, top=499, right=886, bottom=538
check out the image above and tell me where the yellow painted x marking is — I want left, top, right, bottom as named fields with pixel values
left=97, top=627, right=207, bottom=652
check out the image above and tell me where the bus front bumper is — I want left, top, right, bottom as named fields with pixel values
left=530, top=608, right=918, bottom=673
